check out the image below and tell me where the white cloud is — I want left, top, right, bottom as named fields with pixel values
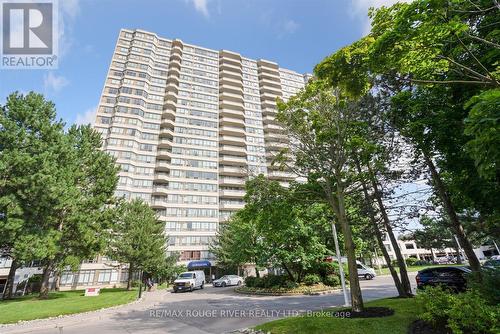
left=283, top=19, right=299, bottom=34
left=349, top=0, right=412, bottom=35
left=60, top=0, right=80, bottom=19
left=57, top=0, right=81, bottom=59
left=74, top=106, right=97, bottom=126
left=185, top=0, right=210, bottom=18
left=43, top=72, right=69, bottom=93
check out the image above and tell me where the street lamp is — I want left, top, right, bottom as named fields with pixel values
left=331, top=219, right=350, bottom=307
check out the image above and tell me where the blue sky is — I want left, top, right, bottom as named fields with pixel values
left=0, top=0, right=402, bottom=126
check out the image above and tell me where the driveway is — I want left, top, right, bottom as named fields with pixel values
left=1, top=273, right=417, bottom=334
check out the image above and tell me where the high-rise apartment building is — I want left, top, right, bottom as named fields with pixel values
left=94, top=29, right=309, bottom=264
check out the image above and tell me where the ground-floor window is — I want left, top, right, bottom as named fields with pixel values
left=77, top=270, right=95, bottom=285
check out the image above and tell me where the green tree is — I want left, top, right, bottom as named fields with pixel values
left=402, top=216, right=456, bottom=261
left=109, top=199, right=167, bottom=290
left=276, top=81, right=370, bottom=312
left=0, top=92, right=119, bottom=298
left=464, top=89, right=500, bottom=181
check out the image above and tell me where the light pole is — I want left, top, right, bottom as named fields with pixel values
left=331, top=220, right=350, bottom=307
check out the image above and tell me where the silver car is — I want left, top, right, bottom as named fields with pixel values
left=212, top=275, right=243, bottom=287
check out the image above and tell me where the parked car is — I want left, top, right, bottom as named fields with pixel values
left=173, top=271, right=205, bottom=292
left=483, top=258, right=500, bottom=270
left=212, top=275, right=243, bottom=287
left=416, top=266, right=471, bottom=292
left=357, top=263, right=376, bottom=280
left=490, top=255, right=500, bottom=260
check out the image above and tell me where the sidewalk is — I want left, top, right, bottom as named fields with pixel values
left=0, top=288, right=170, bottom=334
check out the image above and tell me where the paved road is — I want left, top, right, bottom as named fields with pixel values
left=1, top=273, right=417, bottom=334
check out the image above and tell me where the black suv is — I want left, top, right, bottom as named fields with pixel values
left=416, top=266, right=471, bottom=292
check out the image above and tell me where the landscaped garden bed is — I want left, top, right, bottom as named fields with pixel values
left=235, top=283, right=338, bottom=296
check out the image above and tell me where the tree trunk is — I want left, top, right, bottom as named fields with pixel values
left=422, top=153, right=481, bottom=273
left=430, top=248, right=436, bottom=262
left=335, top=184, right=364, bottom=312
left=3, top=258, right=19, bottom=300
left=39, top=262, right=53, bottom=299
left=127, top=263, right=133, bottom=291
left=453, top=236, right=463, bottom=264
left=355, top=157, right=408, bottom=297
left=282, top=263, right=295, bottom=282
left=54, top=270, right=61, bottom=291
left=367, top=163, right=413, bottom=297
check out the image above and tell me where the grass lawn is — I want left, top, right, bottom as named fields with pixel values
left=376, top=263, right=463, bottom=276
left=0, top=288, right=137, bottom=324
left=256, top=297, right=420, bottom=334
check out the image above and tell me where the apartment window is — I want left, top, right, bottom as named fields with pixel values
left=98, top=270, right=112, bottom=283
left=77, top=270, right=95, bottom=285
left=60, top=271, right=75, bottom=285
left=405, top=243, right=415, bottom=249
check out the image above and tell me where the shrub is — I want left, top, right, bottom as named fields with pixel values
left=283, top=280, right=299, bottom=289
left=417, top=286, right=500, bottom=334
left=322, top=274, right=340, bottom=287
left=316, top=261, right=340, bottom=278
left=262, top=275, right=289, bottom=288
left=467, top=268, right=500, bottom=305
left=244, top=276, right=261, bottom=288
left=447, top=291, right=499, bottom=334
left=414, top=260, right=430, bottom=266
left=417, top=286, right=455, bottom=327
left=405, top=257, right=419, bottom=266
left=303, top=274, right=321, bottom=286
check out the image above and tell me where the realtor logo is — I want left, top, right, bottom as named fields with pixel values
left=1, top=0, right=58, bottom=69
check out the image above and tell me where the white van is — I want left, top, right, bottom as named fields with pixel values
left=357, top=262, right=376, bottom=280
left=173, top=271, right=205, bottom=292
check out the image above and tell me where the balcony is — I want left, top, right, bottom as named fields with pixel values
left=258, top=70, right=281, bottom=81
left=220, top=99, right=244, bottom=111
left=157, top=149, right=171, bottom=158
left=261, top=99, right=277, bottom=109
left=161, top=119, right=175, bottom=129
left=219, top=165, right=247, bottom=176
left=152, top=185, right=169, bottom=195
left=154, top=172, right=169, bottom=183
left=219, top=144, right=246, bottom=156
left=220, top=108, right=244, bottom=120
left=259, top=78, right=281, bottom=89
left=219, top=135, right=246, bottom=146
left=220, top=84, right=243, bottom=95
left=260, top=84, right=283, bottom=95
left=220, top=91, right=244, bottom=103
left=219, top=155, right=247, bottom=166
left=219, top=201, right=245, bottom=210
left=220, top=75, right=243, bottom=87
left=159, top=129, right=173, bottom=139
left=163, top=99, right=176, bottom=110
left=219, top=125, right=245, bottom=137
left=219, top=177, right=245, bottom=186
left=220, top=62, right=242, bottom=73
left=162, top=108, right=175, bottom=121
left=219, top=189, right=246, bottom=198
left=264, top=123, right=283, bottom=132
left=220, top=116, right=245, bottom=127
left=268, top=170, right=295, bottom=179
left=151, top=199, right=168, bottom=208
left=155, top=160, right=170, bottom=171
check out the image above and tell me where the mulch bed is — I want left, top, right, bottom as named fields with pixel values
left=408, top=319, right=452, bottom=334
left=340, top=307, right=395, bottom=318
